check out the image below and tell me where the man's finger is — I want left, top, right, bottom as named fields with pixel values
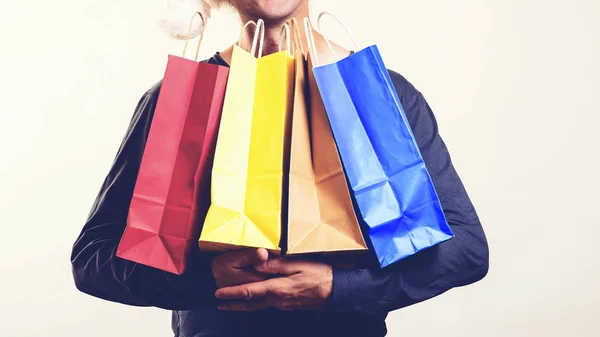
left=228, top=248, right=269, bottom=268
left=254, top=257, right=303, bottom=275
left=218, top=299, right=271, bottom=312
left=215, top=279, right=280, bottom=300
left=237, top=269, right=271, bottom=284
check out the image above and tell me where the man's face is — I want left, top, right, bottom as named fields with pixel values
left=217, top=0, right=308, bottom=21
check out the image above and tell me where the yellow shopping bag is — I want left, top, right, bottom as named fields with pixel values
left=199, top=20, right=295, bottom=252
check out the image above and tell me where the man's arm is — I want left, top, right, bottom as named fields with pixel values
left=215, top=72, right=489, bottom=314
left=70, top=89, right=218, bottom=310
left=328, top=72, right=489, bottom=314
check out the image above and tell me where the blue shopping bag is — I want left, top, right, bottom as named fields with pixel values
left=306, top=15, right=454, bottom=267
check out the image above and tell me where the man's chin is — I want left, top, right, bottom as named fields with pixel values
left=242, top=0, right=304, bottom=24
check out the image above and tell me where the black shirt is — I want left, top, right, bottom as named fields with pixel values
left=71, top=52, right=488, bottom=337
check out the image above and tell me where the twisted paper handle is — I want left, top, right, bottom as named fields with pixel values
left=278, top=23, right=291, bottom=53
left=182, top=12, right=207, bottom=61
left=303, top=17, right=319, bottom=65
left=317, top=11, right=359, bottom=61
left=286, top=18, right=305, bottom=55
left=238, top=19, right=265, bottom=58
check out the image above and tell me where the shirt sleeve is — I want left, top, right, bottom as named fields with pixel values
left=70, top=87, right=218, bottom=310
left=329, top=71, right=489, bottom=315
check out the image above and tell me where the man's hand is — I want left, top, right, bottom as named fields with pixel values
left=211, top=248, right=270, bottom=288
left=215, top=258, right=333, bottom=311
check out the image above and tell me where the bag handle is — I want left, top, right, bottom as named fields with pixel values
left=303, top=17, right=319, bottom=66
left=278, top=23, right=291, bottom=53
left=287, top=18, right=305, bottom=55
left=316, top=11, right=359, bottom=61
left=238, top=19, right=265, bottom=58
left=182, top=12, right=207, bottom=61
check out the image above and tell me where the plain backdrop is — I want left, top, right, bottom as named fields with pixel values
left=1, top=0, right=599, bottom=336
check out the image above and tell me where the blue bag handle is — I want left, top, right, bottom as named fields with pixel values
left=316, top=11, right=359, bottom=61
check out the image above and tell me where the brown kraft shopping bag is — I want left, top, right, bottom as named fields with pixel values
left=286, top=19, right=367, bottom=255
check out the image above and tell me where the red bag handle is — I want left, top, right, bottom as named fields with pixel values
left=182, top=12, right=207, bottom=61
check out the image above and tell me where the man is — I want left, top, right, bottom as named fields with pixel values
left=70, top=0, right=489, bottom=336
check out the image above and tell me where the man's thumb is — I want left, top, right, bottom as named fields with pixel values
left=232, top=248, right=268, bottom=268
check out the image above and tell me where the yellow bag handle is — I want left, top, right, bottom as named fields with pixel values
left=238, top=19, right=265, bottom=57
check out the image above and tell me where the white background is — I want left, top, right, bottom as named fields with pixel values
left=1, top=0, right=599, bottom=336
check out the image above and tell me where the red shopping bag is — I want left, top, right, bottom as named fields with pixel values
left=116, top=13, right=230, bottom=274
